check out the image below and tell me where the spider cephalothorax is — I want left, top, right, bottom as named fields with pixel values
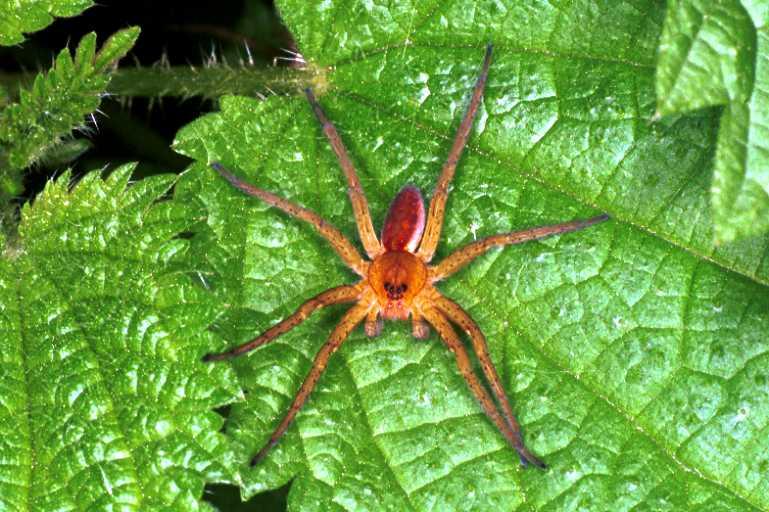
left=369, top=248, right=426, bottom=320
left=205, top=45, right=608, bottom=469
left=369, top=187, right=429, bottom=321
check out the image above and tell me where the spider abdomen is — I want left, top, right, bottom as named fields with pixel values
left=381, top=185, right=425, bottom=252
left=368, top=250, right=427, bottom=320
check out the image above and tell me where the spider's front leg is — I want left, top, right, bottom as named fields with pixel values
left=433, top=293, right=523, bottom=437
left=431, top=214, right=610, bottom=282
left=417, top=44, right=493, bottom=262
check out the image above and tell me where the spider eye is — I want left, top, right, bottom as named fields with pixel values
left=383, top=281, right=407, bottom=299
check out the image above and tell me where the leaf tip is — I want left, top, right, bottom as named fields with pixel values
left=93, top=26, right=141, bottom=71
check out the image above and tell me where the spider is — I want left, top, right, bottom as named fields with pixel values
left=204, top=44, right=608, bottom=469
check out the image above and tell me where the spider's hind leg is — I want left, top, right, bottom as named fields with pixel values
left=250, top=301, right=371, bottom=466
left=421, top=305, right=546, bottom=469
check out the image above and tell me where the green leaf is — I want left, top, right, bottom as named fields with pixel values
left=0, top=27, right=139, bottom=199
left=92, top=27, right=140, bottom=72
left=173, top=1, right=769, bottom=510
left=0, top=165, right=242, bottom=510
left=656, top=0, right=769, bottom=242
left=0, top=0, right=94, bottom=46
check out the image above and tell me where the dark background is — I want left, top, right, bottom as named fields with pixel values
left=0, top=1, right=293, bottom=509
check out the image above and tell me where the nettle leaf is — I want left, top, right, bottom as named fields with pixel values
left=0, top=0, right=93, bottom=46
left=0, top=165, right=241, bottom=510
left=0, top=27, right=139, bottom=197
left=173, top=1, right=769, bottom=510
left=656, top=0, right=769, bottom=242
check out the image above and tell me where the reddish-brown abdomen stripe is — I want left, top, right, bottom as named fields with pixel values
left=381, top=185, right=426, bottom=252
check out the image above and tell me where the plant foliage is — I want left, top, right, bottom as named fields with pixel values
left=657, top=0, right=769, bottom=242
left=0, top=28, right=138, bottom=197
left=1, top=1, right=768, bottom=511
left=0, top=166, right=241, bottom=510
left=168, top=1, right=769, bottom=509
left=0, top=0, right=93, bottom=46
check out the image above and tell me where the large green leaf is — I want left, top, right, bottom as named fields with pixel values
left=172, top=1, right=769, bottom=509
left=0, top=0, right=93, bottom=46
left=0, top=28, right=138, bottom=197
left=656, top=0, right=769, bottom=242
left=0, top=165, right=241, bottom=510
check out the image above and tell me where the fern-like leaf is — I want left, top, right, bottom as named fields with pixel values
left=0, top=28, right=139, bottom=197
left=0, top=165, right=241, bottom=510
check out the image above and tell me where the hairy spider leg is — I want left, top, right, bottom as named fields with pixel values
left=417, top=44, right=493, bottom=262
left=433, top=293, right=523, bottom=435
left=203, top=285, right=361, bottom=361
left=210, top=162, right=368, bottom=276
left=250, top=300, right=373, bottom=466
left=420, top=306, right=546, bottom=468
left=305, top=88, right=382, bottom=259
left=431, top=214, right=609, bottom=281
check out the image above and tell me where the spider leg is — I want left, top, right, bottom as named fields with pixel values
left=250, top=300, right=372, bottom=466
left=417, top=44, right=493, bottom=262
left=364, top=308, right=383, bottom=337
left=203, top=285, right=361, bottom=361
left=433, top=293, right=521, bottom=436
left=210, top=163, right=369, bottom=276
left=421, top=306, right=546, bottom=469
left=431, top=214, right=609, bottom=281
left=305, top=88, right=382, bottom=259
left=411, top=311, right=430, bottom=340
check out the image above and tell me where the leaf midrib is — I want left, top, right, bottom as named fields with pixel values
left=339, top=354, right=417, bottom=511
left=331, top=42, right=656, bottom=71
left=334, top=339, right=535, bottom=510
left=14, top=270, right=33, bottom=511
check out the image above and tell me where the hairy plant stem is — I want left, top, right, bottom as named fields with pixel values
left=0, top=65, right=316, bottom=100
left=109, top=65, right=312, bottom=98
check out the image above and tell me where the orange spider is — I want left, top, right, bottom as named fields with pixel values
left=205, top=45, right=608, bottom=469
